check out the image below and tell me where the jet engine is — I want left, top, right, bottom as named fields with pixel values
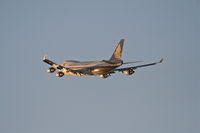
left=122, top=69, right=135, bottom=75
left=47, top=67, right=56, bottom=73
left=56, top=71, right=64, bottom=77
left=100, top=74, right=111, bottom=78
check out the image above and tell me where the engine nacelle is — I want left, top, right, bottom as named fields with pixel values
left=47, top=67, right=56, bottom=73
left=122, top=69, right=135, bottom=75
left=56, top=71, right=64, bottom=77
left=100, top=74, right=111, bottom=78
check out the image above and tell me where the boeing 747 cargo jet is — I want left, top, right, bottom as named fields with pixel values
left=43, top=39, right=163, bottom=78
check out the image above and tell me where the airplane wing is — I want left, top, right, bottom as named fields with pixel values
left=43, top=56, right=95, bottom=75
left=43, top=56, right=64, bottom=70
left=114, top=58, right=163, bottom=72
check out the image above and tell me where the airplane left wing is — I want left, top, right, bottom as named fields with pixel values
left=43, top=56, right=64, bottom=70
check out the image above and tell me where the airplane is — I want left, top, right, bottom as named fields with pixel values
left=43, top=39, right=163, bottom=78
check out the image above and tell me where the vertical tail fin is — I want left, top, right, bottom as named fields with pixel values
left=110, top=39, right=125, bottom=60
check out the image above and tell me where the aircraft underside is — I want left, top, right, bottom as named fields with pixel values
left=47, top=65, right=119, bottom=78
left=46, top=64, right=137, bottom=78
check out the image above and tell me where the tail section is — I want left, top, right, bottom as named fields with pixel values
left=110, top=39, right=125, bottom=60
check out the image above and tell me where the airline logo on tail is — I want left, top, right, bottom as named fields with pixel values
left=110, top=39, right=124, bottom=60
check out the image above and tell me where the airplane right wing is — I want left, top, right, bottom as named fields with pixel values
left=113, top=58, right=163, bottom=74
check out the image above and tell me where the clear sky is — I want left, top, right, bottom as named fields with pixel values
left=0, top=0, right=199, bottom=133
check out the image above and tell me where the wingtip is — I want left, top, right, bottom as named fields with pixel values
left=43, top=56, right=48, bottom=60
left=159, top=58, right=163, bottom=63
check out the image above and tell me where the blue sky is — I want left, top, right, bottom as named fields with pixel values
left=0, top=0, right=199, bottom=133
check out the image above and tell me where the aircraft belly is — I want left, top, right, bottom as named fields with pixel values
left=64, top=72, right=77, bottom=76
left=91, top=67, right=116, bottom=75
left=62, top=66, right=116, bottom=76
left=62, top=61, right=118, bottom=76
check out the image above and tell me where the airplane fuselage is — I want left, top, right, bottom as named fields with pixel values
left=62, top=60, right=123, bottom=76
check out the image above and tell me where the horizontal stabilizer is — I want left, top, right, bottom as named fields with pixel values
left=123, top=61, right=143, bottom=64
left=102, top=60, right=117, bottom=64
